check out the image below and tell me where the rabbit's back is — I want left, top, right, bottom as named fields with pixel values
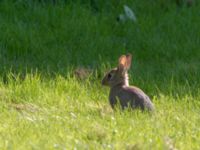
left=109, top=86, right=154, bottom=111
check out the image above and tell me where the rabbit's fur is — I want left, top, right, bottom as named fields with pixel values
left=102, top=54, right=154, bottom=111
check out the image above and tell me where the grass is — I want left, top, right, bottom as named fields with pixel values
left=0, top=0, right=200, bottom=149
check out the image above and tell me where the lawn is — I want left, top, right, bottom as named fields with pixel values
left=0, top=0, right=200, bottom=149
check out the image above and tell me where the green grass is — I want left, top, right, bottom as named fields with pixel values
left=0, top=0, right=200, bottom=149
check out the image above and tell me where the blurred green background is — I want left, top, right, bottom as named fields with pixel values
left=1, top=0, right=200, bottom=94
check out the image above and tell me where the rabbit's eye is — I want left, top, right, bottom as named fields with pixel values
left=107, top=73, right=112, bottom=80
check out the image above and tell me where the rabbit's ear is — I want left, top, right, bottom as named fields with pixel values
left=125, top=54, right=132, bottom=70
left=118, top=55, right=127, bottom=72
left=118, top=54, right=132, bottom=73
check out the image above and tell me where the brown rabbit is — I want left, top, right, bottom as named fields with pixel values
left=102, top=54, right=154, bottom=111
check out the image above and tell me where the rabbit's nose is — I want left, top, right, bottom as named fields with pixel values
left=101, top=79, right=105, bottom=85
left=101, top=78, right=106, bottom=85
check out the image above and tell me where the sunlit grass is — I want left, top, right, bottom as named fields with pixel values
left=0, top=74, right=200, bottom=149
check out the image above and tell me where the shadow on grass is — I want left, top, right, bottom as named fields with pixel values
left=0, top=0, right=200, bottom=98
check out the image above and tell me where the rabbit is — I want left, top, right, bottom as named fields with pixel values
left=102, top=54, right=154, bottom=111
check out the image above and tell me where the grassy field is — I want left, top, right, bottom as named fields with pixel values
left=0, top=0, right=200, bottom=149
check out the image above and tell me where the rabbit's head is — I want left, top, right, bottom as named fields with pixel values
left=102, top=54, right=132, bottom=88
